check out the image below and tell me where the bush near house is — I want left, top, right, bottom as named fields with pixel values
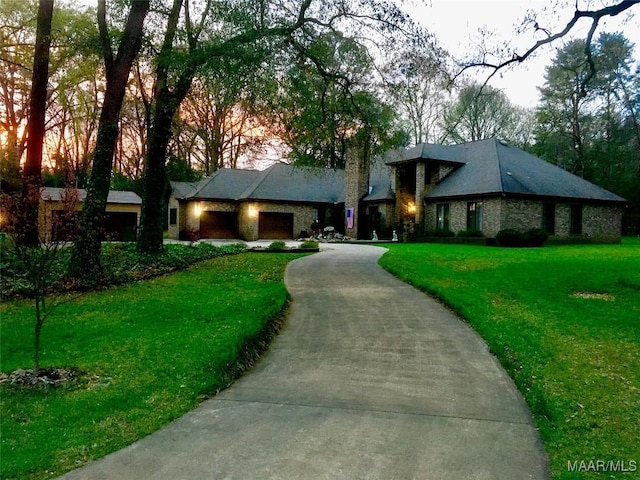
left=268, top=240, right=287, bottom=251
left=495, top=228, right=549, bottom=247
left=456, top=229, right=484, bottom=238
left=424, top=228, right=456, bottom=237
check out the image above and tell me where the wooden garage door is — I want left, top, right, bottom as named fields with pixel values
left=259, top=212, right=293, bottom=239
left=200, top=211, right=239, bottom=238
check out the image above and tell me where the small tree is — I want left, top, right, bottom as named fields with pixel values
left=1, top=185, right=77, bottom=375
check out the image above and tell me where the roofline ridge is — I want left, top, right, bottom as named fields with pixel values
left=188, top=170, right=221, bottom=198
left=238, top=164, right=275, bottom=199
left=492, top=138, right=507, bottom=193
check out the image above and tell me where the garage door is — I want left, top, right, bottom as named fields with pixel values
left=259, top=212, right=293, bottom=239
left=200, top=211, right=239, bottom=238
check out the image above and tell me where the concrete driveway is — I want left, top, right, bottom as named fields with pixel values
left=60, top=244, right=549, bottom=480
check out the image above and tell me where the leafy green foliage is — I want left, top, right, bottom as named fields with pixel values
left=267, top=240, right=286, bottom=251
left=299, top=240, right=319, bottom=249
left=380, top=241, right=640, bottom=479
left=456, top=229, right=483, bottom=238
left=532, top=33, right=640, bottom=229
left=1, top=242, right=246, bottom=297
left=495, top=228, right=549, bottom=247
left=424, top=228, right=455, bottom=237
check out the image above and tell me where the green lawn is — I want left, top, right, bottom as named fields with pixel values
left=379, top=239, right=640, bottom=479
left=0, top=252, right=303, bottom=480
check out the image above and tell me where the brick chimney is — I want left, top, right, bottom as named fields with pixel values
left=344, top=145, right=369, bottom=239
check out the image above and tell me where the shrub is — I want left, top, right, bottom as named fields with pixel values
left=496, top=228, right=548, bottom=247
left=457, top=229, right=484, bottom=238
left=268, top=240, right=287, bottom=251
left=425, top=228, right=455, bottom=237
left=299, top=240, right=319, bottom=249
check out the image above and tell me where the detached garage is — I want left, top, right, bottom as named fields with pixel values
left=259, top=212, right=293, bottom=239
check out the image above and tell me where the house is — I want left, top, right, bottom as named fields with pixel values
left=382, top=138, right=626, bottom=241
left=40, top=187, right=142, bottom=242
left=168, top=138, right=626, bottom=243
left=168, top=163, right=344, bottom=241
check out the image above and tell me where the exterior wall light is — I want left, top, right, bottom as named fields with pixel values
left=193, top=203, right=203, bottom=218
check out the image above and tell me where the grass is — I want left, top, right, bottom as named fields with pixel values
left=379, top=238, right=640, bottom=479
left=0, top=252, right=304, bottom=480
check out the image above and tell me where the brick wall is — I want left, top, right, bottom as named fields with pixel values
left=425, top=198, right=502, bottom=236
left=425, top=197, right=622, bottom=241
left=344, top=147, right=369, bottom=238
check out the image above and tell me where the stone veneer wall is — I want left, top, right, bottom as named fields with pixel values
left=502, top=198, right=622, bottom=241
left=344, top=148, right=369, bottom=238
left=501, top=198, right=543, bottom=233
left=172, top=199, right=333, bottom=241
left=239, top=202, right=319, bottom=241
left=425, top=197, right=502, bottom=236
left=184, top=200, right=237, bottom=235
left=167, top=196, right=187, bottom=239
left=425, top=197, right=622, bottom=241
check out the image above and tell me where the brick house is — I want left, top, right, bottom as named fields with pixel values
left=382, top=138, right=626, bottom=242
left=168, top=138, right=626, bottom=242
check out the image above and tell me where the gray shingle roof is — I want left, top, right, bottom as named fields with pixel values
left=41, top=187, right=142, bottom=204
left=187, top=169, right=262, bottom=200
left=174, top=163, right=344, bottom=205
left=169, top=181, right=200, bottom=199
left=386, top=143, right=467, bottom=166
left=170, top=139, right=626, bottom=206
left=425, top=138, right=626, bottom=203
left=362, top=154, right=394, bottom=202
left=240, top=163, right=344, bottom=204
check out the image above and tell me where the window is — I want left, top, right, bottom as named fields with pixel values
left=467, top=201, right=483, bottom=231
left=542, top=203, right=555, bottom=234
left=169, top=207, right=177, bottom=226
left=570, top=205, right=583, bottom=235
left=436, top=204, right=450, bottom=230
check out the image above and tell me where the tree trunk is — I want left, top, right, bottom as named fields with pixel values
left=69, top=0, right=150, bottom=278
left=137, top=92, right=178, bottom=253
left=33, top=295, right=45, bottom=376
left=136, top=0, right=186, bottom=254
left=22, top=0, right=54, bottom=246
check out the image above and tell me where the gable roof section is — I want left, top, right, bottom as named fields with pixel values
left=425, top=138, right=626, bottom=204
left=170, top=180, right=200, bottom=200
left=187, top=169, right=262, bottom=200
left=41, top=187, right=142, bottom=205
left=386, top=143, right=467, bottom=166
left=362, top=154, right=395, bottom=202
left=175, top=163, right=344, bottom=205
left=240, top=163, right=344, bottom=204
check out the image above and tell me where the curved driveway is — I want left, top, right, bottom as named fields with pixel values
left=61, top=244, right=549, bottom=480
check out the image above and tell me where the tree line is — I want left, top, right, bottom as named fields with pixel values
left=1, top=1, right=639, bottom=276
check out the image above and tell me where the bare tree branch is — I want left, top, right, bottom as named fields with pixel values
left=454, top=0, right=639, bottom=90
